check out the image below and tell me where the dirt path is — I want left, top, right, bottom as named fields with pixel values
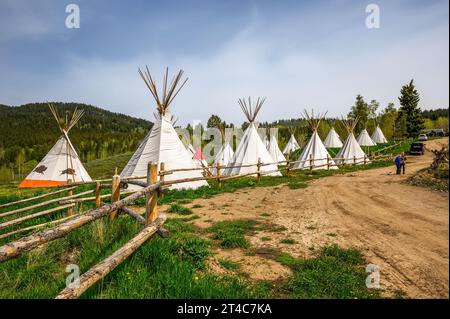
left=157, top=138, right=449, bottom=298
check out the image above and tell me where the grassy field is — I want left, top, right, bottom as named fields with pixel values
left=84, top=152, right=133, bottom=179
left=0, top=140, right=411, bottom=299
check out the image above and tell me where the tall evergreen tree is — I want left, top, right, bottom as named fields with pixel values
left=206, top=114, right=223, bottom=128
left=397, top=79, right=425, bottom=137
left=348, top=94, right=370, bottom=132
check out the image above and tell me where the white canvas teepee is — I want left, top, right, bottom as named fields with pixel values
left=293, top=110, right=337, bottom=170
left=283, top=127, right=300, bottom=154
left=213, top=139, right=234, bottom=175
left=335, top=118, right=368, bottom=165
left=371, top=126, right=387, bottom=144
left=357, top=128, right=376, bottom=146
left=223, top=97, right=281, bottom=177
left=120, top=67, right=208, bottom=190
left=262, top=135, right=269, bottom=149
left=19, top=104, right=92, bottom=188
left=186, top=143, right=195, bottom=156
left=324, top=127, right=343, bottom=148
left=267, top=133, right=286, bottom=163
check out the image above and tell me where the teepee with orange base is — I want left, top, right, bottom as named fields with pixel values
left=19, top=104, right=92, bottom=188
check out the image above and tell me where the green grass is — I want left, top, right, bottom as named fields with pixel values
left=276, top=245, right=380, bottom=299
left=327, top=233, right=337, bottom=237
left=208, top=219, right=259, bottom=248
left=192, top=204, right=203, bottom=209
left=0, top=184, right=48, bottom=200
left=166, top=204, right=193, bottom=215
left=176, top=199, right=193, bottom=205
left=0, top=217, right=142, bottom=298
left=260, top=237, right=272, bottom=242
left=218, top=258, right=241, bottom=271
left=84, top=152, right=132, bottom=179
left=260, top=212, right=271, bottom=217
left=287, top=182, right=308, bottom=189
left=176, top=215, right=200, bottom=222
left=263, top=224, right=288, bottom=232
left=280, top=239, right=296, bottom=245
left=82, top=217, right=271, bottom=298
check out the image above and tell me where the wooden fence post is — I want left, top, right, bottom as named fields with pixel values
left=309, top=154, right=314, bottom=171
left=256, top=158, right=261, bottom=183
left=217, top=163, right=222, bottom=187
left=146, top=163, right=158, bottom=224
left=353, top=155, right=356, bottom=167
left=110, top=168, right=121, bottom=219
left=159, top=162, right=165, bottom=199
left=95, top=182, right=101, bottom=208
left=364, top=154, right=367, bottom=165
left=327, top=155, right=330, bottom=170
left=66, top=181, right=73, bottom=216
left=286, top=154, right=291, bottom=177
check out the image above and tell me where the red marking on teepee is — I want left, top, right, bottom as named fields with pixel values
left=192, top=147, right=205, bottom=161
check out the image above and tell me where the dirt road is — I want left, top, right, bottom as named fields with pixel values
left=160, top=138, right=449, bottom=298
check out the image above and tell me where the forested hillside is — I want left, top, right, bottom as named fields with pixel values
left=0, top=102, right=152, bottom=182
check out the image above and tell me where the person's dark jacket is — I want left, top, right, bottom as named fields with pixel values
left=395, top=155, right=402, bottom=166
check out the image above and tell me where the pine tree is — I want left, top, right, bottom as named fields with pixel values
left=348, top=94, right=370, bottom=132
left=206, top=114, right=223, bottom=128
left=397, top=80, right=425, bottom=137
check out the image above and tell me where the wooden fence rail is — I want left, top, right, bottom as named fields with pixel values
left=0, top=189, right=93, bottom=219
left=0, top=212, right=82, bottom=241
left=0, top=203, right=76, bottom=232
left=0, top=186, right=78, bottom=209
left=55, top=214, right=167, bottom=299
left=0, top=181, right=162, bottom=262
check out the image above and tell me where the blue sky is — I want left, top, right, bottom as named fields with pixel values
left=0, top=0, right=448, bottom=125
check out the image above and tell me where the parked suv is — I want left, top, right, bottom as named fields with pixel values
left=409, top=142, right=425, bottom=155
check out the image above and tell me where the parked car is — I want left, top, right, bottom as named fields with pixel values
left=431, top=128, right=446, bottom=137
left=423, top=129, right=446, bottom=137
left=418, top=134, right=428, bottom=141
left=409, top=142, right=425, bottom=155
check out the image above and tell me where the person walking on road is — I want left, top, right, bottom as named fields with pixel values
left=394, top=152, right=407, bottom=175
left=394, top=154, right=402, bottom=174
left=400, top=152, right=406, bottom=174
